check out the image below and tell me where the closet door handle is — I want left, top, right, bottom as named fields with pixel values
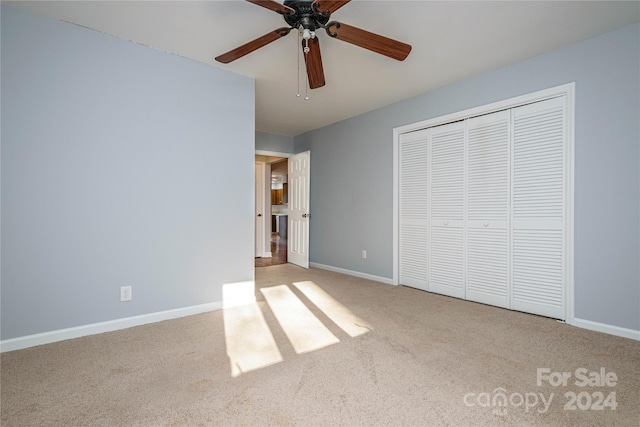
left=444, top=221, right=449, bottom=226
left=484, top=222, right=489, bottom=227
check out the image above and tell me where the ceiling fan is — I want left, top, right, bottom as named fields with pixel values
left=215, top=0, right=412, bottom=89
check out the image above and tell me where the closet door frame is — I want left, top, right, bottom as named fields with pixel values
left=392, top=83, right=575, bottom=323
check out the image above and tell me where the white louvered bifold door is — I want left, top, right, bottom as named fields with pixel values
left=397, top=93, right=569, bottom=320
left=511, top=97, right=566, bottom=319
left=465, top=111, right=510, bottom=308
left=429, top=121, right=466, bottom=299
left=399, top=130, right=429, bottom=290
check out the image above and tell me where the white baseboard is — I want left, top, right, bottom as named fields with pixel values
left=572, top=318, right=640, bottom=341
left=0, top=301, right=223, bottom=353
left=309, top=262, right=394, bottom=285
left=263, top=252, right=272, bottom=258
left=3, top=293, right=636, bottom=354
left=308, top=264, right=639, bottom=341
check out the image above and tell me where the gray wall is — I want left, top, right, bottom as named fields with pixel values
left=1, top=5, right=255, bottom=340
left=255, top=131, right=294, bottom=154
left=295, top=24, right=640, bottom=331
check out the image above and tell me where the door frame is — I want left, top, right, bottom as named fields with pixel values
left=255, top=160, right=266, bottom=258
left=392, top=83, right=575, bottom=324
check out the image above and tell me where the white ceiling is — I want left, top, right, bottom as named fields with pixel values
left=11, top=0, right=640, bottom=136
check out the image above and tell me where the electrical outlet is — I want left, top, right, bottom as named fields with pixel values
left=120, top=286, right=132, bottom=302
left=362, top=250, right=367, bottom=259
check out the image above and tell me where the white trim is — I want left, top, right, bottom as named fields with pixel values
left=262, top=252, right=273, bottom=258
left=392, top=129, right=400, bottom=285
left=394, top=84, right=575, bottom=135
left=255, top=160, right=266, bottom=258
left=572, top=318, right=640, bottom=341
left=263, top=162, right=272, bottom=255
left=310, top=262, right=394, bottom=285
left=0, top=301, right=223, bottom=353
left=565, top=83, right=576, bottom=325
left=255, top=149, right=292, bottom=157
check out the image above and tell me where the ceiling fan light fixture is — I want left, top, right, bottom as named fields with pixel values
left=301, top=28, right=314, bottom=40
left=216, top=0, right=412, bottom=91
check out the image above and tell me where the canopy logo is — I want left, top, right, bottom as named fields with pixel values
left=463, top=388, right=553, bottom=416
left=463, top=367, right=618, bottom=416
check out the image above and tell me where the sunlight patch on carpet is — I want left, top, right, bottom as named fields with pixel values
left=261, top=285, right=340, bottom=354
left=293, top=281, right=373, bottom=337
left=223, top=281, right=372, bottom=376
left=222, top=281, right=256, bottom=309
left=223, top=302, right=283, bottom=377
left=223, top=281, right=282, bottom=377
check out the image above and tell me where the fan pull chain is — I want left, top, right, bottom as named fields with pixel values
left=297, top=27, right=310, bottom=101
left=305, top=69, right=309, bottom=101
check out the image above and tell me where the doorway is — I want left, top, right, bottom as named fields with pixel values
left=255, top=156, right=288, bottom=268
left=255, top=150, right=311, bottom=269
left=265, top=158, right=289, bottom=267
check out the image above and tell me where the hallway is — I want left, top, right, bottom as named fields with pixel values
left=255, top=233, right=287, bottom=267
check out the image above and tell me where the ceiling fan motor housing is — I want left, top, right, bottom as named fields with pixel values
left=283, top=0, right=331, bottom=30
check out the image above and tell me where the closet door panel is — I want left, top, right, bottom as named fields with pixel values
left=429, top=122, right=465, bottom=298
left=398, top=130, right=429, bottom=289
left=430, top=227, right=464, bottom=295
left=465, top=111, right=510, bottom=308
left=512, top=97, right=566, bottom=319
left=512, top=229, right=563, bottom=317
left=467, top=228, right=508, bottom=306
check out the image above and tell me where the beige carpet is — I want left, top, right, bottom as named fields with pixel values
left=2, top=264, right=639, bottom=426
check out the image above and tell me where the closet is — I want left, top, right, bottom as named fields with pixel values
left=397, top=94, right=570, bottom=320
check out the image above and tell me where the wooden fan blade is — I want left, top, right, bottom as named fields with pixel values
left=303, top=38, right=326, bottom=89
left=215, top=28, right=291, bottom=64
left=313, top=0, right=351, bottom=15
left=246, top=0, right=294, bottom=15
left=325, top=21, right=411, bottom=61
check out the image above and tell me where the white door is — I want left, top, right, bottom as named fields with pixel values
left=429, top=121, right=466, bottom=299
left=398, top=130, right=429, bottom=290
left=255, top=161, right=265, bottom=258
left=511, top=97, right=566, bottom=319
left=288, top=151, right=310, bottom=268
left=396, top=89, right=571, bottom=321
left=465, top=111, right=510, bottom=308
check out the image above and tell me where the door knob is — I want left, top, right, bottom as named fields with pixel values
left=257, top=214, right=262, bottom=217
